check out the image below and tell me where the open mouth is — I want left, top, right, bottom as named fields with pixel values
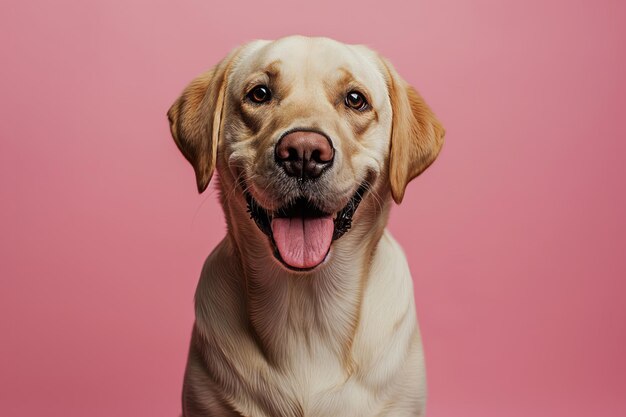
left=245, top=183, right=369, bottom=271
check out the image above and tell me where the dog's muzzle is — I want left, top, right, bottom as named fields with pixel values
left=245, top=182, right=369, bottom=271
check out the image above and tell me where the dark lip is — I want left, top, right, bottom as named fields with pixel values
left=245, top=182, right=370, bottom=270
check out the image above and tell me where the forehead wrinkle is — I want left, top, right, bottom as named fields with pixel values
left=336, top=67, right=373, bottom=93
left=264, top=60, right=293, bottom=99
left=243, top=60, right=282, bottom=84
left=240, top=59, right=293, bottom=100
left=324, top=66, right=374, bottom=106
left=337, top=67, right=356, bottom=83
left=262, top=60, right=282, bottom=78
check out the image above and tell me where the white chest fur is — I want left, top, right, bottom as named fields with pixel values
left=184, top=230, right=426, bottom=417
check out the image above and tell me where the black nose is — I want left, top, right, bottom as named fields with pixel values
left=275, top=131, right=334, bottom=179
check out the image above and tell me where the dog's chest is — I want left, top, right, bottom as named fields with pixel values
left=277, top=339, right=378, bottom=417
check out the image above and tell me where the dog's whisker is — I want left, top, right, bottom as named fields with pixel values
left=225, top=170, right=255, bottom=202
left=362, top=180, right=385, bottom=214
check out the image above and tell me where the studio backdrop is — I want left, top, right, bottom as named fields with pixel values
left=1, top=1, right=625, bottom=416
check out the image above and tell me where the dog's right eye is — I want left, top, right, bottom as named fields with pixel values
left=345, top=91, right=369, bottom=111
left=247, top=85, right=272, bottom=104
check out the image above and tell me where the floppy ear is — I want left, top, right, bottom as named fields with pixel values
left=382, top=59, right=445, bottom=204
left=167, top=54, right=235, bottom=193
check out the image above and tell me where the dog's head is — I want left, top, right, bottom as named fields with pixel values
left=168, top=36, right=444, bottom=271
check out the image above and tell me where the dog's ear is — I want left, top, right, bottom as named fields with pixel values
left=382, top=59, right=445, bottom=204
left=167, top=52, right=237, bottom=193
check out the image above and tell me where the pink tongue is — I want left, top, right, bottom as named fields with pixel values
left=271, top=216, right=334, bottom=269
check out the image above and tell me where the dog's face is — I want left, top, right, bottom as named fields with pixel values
left=168, top=36, right=444, bottom=271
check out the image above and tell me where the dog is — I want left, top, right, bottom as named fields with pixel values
left=167, top=35, right=444, bottom=417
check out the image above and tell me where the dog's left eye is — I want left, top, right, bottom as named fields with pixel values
left=247, top=85, right=272, bottom=103
left=345, top=91, right=368, bottom=111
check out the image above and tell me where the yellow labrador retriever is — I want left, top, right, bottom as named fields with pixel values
left=168, top=35, right=444, bottom=417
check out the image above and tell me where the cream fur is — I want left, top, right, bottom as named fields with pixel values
left=167, top=36, right=444, bottom=417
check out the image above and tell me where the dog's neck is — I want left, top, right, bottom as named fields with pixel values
left=218, top=179, right=391, bottom=367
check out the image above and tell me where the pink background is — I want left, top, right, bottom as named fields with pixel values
left=2, top=0, right=625, bottom=416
